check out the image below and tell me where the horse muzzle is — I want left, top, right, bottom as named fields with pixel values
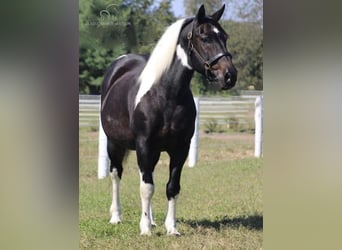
left=206, top=63, right=237, bottom=90
left=221, top=70, right=236, bottom=90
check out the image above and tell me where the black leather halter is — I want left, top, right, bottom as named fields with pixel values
left=186, top=20, right=231, bottom=78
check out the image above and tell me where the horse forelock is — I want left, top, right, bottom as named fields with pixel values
left=135, top=18, right=186, bottom=107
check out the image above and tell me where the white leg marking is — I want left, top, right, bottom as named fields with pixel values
left=109, top=169, right=122, bottom=224
left=139, top=172, right=154, bottom=235
left=176, top=44, right=192, bottom=70
left=149, top=201, right=157, bottom=226
left=165, top=196, right=180, bottom=235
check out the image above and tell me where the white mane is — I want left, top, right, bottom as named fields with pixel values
left=135, top=18, right=186, bottom=107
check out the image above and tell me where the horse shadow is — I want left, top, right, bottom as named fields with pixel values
left=180, top=214, right=263, bottom=231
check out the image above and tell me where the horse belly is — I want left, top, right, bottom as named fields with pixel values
left=106, top=117, right=132, bottom=139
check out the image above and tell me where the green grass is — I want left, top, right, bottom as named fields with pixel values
left=80, top=129, right=262, bottom=249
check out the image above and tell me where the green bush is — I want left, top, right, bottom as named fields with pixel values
left=227, top=117, right=255, bottom=133
left=227, top=117, right=239, bottom=131
left=204, top=118, right=221, bottom=134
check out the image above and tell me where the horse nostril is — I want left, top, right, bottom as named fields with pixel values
left=225, top=71, right=231, bottom=82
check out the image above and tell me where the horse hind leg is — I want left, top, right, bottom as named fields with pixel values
left=107, top=140, right=126, bottom=224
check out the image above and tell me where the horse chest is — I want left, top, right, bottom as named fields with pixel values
left=160, top=105, right=194, bottom=136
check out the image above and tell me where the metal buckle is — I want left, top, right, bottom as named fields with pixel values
left=204, top=62, right=211, bottom=70
left=189, top=42, right=193, bottom=50
left=187, top=31, right=192, bottom=40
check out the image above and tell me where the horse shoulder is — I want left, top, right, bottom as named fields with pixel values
left=171, top=94, right=196, bottom=133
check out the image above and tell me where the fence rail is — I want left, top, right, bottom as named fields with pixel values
left=80, top=94, right=264, bottom=162
left=79, top=95, right=258, bottom=128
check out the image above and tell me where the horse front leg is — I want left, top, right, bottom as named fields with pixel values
left=138, top=171, right=154, bottom=235
left=165, top=145, right=189, bottom=235
left=136, top=137, right=160, bottom=235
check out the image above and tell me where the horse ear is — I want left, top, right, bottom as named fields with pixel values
left=196, top=4, right=206, bottom=21
left=210, top=4, right=225, bottom=21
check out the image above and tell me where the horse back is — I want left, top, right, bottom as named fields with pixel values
left=101, top=54, right=148, bottom=102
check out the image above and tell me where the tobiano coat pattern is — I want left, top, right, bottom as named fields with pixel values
left=100, top=4, right=237, bottom=235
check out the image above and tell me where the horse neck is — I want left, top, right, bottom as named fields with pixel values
left=160, top=22, right=196, bottom=101
left=159, top=57, right=194, bottom=103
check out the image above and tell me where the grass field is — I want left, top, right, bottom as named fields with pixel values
left=80, top=128, right=263, bottom=249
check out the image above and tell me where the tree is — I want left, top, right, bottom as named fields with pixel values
left=222, top=20, right=263, bottom=91
left=124, top=0, right=175, bottom=54
left=184, top=0, right=224, bottom=17
left=79, top=0, right=262, bottom=95
left=223, top=0, right=263, bottom=91
left=79, top=0, right=175, bottom=94
left=237, top=0, right=262, bottom=26
left=79, top=0, right=129, bottom=94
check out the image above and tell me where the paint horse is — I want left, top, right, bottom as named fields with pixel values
left=100, top=4, right=237, bottom=235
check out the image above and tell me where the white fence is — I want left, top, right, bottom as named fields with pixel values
left=79, top=94, right=263, bottom=175
left=79, top=95, right=258, bottom=129
left=79, top=95, right=102, bottom=127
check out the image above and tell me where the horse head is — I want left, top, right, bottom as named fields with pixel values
left=184, top=4, right=238, bottom=90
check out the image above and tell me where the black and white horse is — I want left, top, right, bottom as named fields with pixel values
left=100, top=4, right=237, bottom=235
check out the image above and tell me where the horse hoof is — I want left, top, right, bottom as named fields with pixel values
left=109, top=217, right=121, bottom=224
left=140, top=230, right=152, bottom=236
left=166, top=229, right=181, bottom=236
left=109, top=220, right=121, bottom=224
left=140, top=224, right=152, bottom=235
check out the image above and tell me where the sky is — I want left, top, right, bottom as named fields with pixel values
left=170, top=0, right=239, bottom=20
left=171, top=0, right=185, bottom=18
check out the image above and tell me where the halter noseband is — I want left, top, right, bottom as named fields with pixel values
left=186, top=21, right=231, bottom=78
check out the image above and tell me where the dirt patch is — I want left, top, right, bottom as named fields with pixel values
left=200, top=131, right=254, bottom=141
